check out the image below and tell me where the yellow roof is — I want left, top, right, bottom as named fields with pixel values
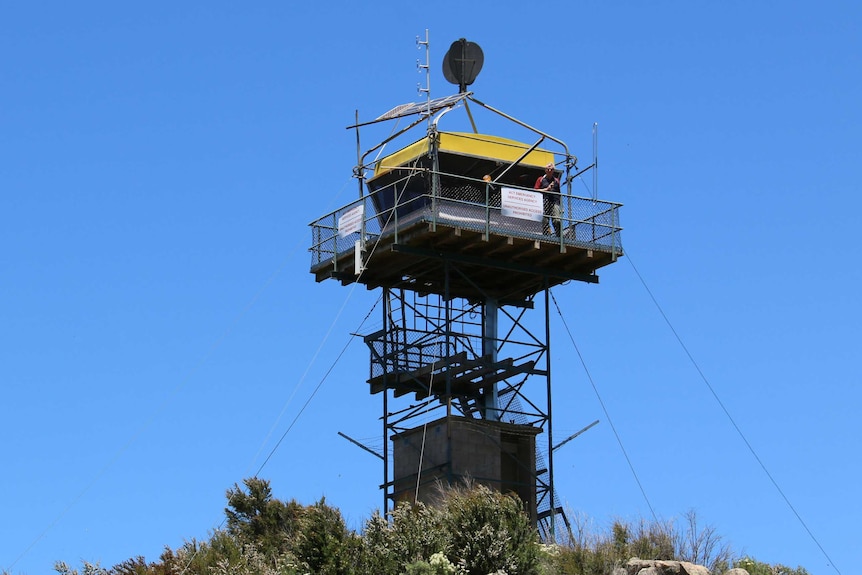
left=372, top=132, right=555, bottom=179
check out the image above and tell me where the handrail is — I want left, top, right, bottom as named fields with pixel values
left=308, top=169, right=622, bottom=270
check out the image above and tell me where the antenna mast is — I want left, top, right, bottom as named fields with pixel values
left=417, top=30, right=431, bottom=131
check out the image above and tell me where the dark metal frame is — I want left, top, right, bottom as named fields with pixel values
left=365, top=263, right=563, bottom=538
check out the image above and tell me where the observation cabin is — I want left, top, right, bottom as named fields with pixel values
left=308, top=37, right=623, bottom=540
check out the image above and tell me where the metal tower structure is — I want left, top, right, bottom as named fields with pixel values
left=308, top=36, right=622, bottom=540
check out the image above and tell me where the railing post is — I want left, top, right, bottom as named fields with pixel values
left=485, top=179, right=491, bottom=239
left=330, top=213, right=337, bottom=270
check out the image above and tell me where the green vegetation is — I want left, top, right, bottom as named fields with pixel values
left=732, top=557, right=810, bottom=575
left=48, top=477, right=809, bottom=575
left=553, top=509, right=736, bottom=574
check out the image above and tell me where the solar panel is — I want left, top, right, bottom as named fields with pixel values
left=374, top=93, right=468, bottom=122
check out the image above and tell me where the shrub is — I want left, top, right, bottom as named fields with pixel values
left=734, top=557, right=810, bottom=575
left=52, top=478, right=810, bottom=575
left=359, top=501, right=447, bottom=575
left=550, top=510, right=733, bottom=574
left=293, top=498, right=357, bottom=575
left=441, top=482, right=541, bottom=575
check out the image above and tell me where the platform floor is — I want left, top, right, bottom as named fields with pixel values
left=311, top=214, right=622, bottom=303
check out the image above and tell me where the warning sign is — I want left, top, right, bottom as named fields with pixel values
left=501, top=188, right=543, bottom=222
left=338, top=204, right=364, bottom=238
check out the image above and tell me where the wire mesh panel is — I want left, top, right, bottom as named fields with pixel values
left=366, top=292, right=483, bottom=382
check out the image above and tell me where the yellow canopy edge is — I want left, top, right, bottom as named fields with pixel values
left=372, top=132, right=555, bottom=179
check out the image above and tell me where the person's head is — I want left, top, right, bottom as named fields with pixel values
left=544, top=162, right=555, bottom=176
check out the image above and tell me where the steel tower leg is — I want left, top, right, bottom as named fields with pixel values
left=483, top=298, right=500, bottom=421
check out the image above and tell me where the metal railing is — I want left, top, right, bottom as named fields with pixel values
left=309, top=170, right=622, bottom=270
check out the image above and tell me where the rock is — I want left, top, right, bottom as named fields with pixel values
left=657, top=560, right=684, bottom=573
left=723, top=569, right=750, bottom=575
left=626, top=558, right=648, bottom=574
left=625, top=558, right=714, bottom=575
left=681, top=562, right=710, bottom=575
left=627, top=558, right=681, bottom=574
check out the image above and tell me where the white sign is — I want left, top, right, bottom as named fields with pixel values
left=501, top=187, right=543, bottom=222
left=338, top=204, right=364, bottom=238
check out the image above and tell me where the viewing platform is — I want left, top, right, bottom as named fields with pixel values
left=309, top=132, right=623, bottom=304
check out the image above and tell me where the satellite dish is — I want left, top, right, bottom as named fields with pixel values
left=442, top=38, right=484, bottom=93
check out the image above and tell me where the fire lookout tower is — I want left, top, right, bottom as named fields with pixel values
left=308, top=37, right=623, bottom=540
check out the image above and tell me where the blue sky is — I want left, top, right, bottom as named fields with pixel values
left=2, top=2, right=859, bottom=573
